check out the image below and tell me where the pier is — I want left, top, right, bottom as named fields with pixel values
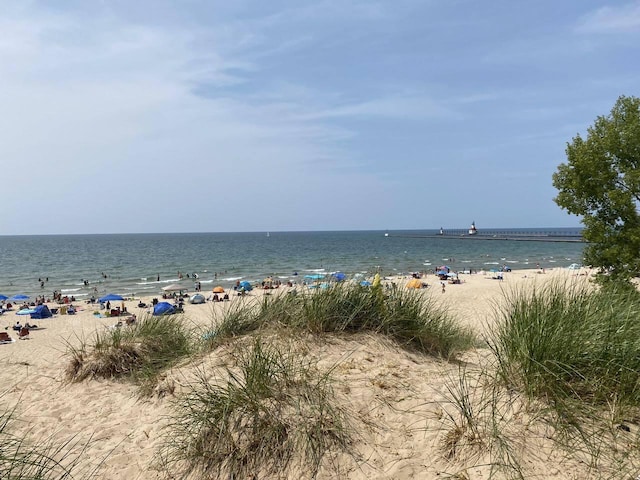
left=386, top=230, right=584, bottom=243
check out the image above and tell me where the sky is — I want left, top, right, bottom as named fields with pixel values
left=1, top=0, right=639, bottom=234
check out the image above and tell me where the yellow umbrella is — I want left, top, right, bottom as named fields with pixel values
left=406, top=278, right=422, bottom=289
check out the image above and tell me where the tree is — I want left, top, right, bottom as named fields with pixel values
left=553, top=95, right=640, bottom=282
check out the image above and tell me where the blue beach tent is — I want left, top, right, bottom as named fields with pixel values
left=153, top=302, right=176, bottom=316
left=99, top=293, right=124, bottom=303
left=30, top=305, right=52, bottom=319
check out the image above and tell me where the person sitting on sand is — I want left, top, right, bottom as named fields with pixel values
left=13, top=321, right=22, bottom=331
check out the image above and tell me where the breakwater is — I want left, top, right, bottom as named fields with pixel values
left=387, top=230, right=584, bottom=243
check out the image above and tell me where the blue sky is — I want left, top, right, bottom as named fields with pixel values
left=1, top=0, right=639, bottom=234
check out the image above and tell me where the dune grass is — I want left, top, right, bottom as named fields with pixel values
left=481, top=279, right=640, bottom=476
left=206, top=283, right=475, bottom=359
left=490, top=280, right=640, bottom=414
left=66, top=314, right=192, bottom=394
left=0, top=403, right=97, bottom=480
left=158, top=337, right=352, bottom=479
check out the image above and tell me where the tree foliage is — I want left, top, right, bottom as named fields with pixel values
left=553, top=95, right=640, bottom=282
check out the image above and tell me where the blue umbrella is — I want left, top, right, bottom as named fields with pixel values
left=239, top=281, right=253, bottom=291
left=16, top=308, right=36, bottom=315
left=99, top=293, right=124, bottom=302
left=332, top=272, right=346, bottom=281
left=9, top=294, right=29, bottom=302
left=0, top=295, right=8, bottom=301
left=436, top=270, right=448, bottom=275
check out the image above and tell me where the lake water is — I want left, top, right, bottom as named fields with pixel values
left=0, top=229, right=584, bottom=300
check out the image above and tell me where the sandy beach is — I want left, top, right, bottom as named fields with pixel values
left=0, top=267, right=601, bottom=479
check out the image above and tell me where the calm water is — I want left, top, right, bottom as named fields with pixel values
left=0, top=230, right=584, bottom=300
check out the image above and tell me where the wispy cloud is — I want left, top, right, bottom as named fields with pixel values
left=575, top=1, right=640, bottom=33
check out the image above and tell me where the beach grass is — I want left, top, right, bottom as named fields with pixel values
left=0, top=402, right=97, bottom=479
left=205, top=283, right=475, bottom=359
left=66, top=314, right=192, bottom=394
left=158, top=337, right=352, bottom=479
left=490, top=280, right=640, bottom=413
left=481, top=279, right=640, bottom=476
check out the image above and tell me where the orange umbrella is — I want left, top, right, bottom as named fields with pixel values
left=213, top=286, right=225, bottom=293
left=406, top=278, right=422, bottom=289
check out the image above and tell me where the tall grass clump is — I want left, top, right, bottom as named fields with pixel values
left=0, top=403, right=97, bottom=479
left=490, top=280, right=640, bottom=417
left=159, top=337, right=352, bottom=479
left=206, top=283, right=474, bottom=359
left=67, top=315, right=192, bottom=393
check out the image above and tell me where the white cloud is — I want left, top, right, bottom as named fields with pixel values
left=576, top=1, right=640, bottom=33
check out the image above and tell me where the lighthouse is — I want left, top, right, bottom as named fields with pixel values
left=469, top=221, right=478, bottom=235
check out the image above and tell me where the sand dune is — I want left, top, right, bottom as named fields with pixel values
left=0, top=268, right=609, bottom=479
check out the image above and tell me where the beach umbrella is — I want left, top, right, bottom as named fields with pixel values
left=16, top=308, right=36, bottom=315
left=360, top=280, right=371, bottom=287
left=212, top=286, right=225, bottom=293
left=162, top=284, right=185, bottom=292
left=239, top=281, right=253, bottom=291
left=0, top=295, right=8, bottom=301
left=332, top=272, right=346, bottom=281
left=446, top=272, right=458, bottom=277
left=9, top=294, right=29, bottom=302
left=99, top=293, right=124, bottom=302
left=406, top=278, right=422, bottom=289
left=436, top=270, right=448, bottom=276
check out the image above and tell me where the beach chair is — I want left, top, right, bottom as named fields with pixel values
left=18, top=327, right=30, bottom=340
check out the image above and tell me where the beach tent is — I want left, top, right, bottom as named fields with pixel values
left=99, top=293, right=124, bottom=302
left=153, top=302, right=176, bottom=316
left=304, top=274, right=325, bottom=280
left=406, top=278, right=422, bottom=289
left=30, top=305, right=52, bottom=319
left=239, top=281, right=253, bottom=291
left=189, top=294, right=205, bottom=304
